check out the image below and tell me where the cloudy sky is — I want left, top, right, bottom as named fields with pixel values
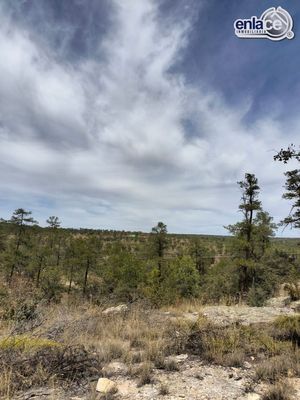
left=0, top=0, right=299, bottom=235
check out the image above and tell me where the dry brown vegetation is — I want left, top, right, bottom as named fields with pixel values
left=0, top=296, right=300, bottom=398
left=262, top=381, right=295, bottom=400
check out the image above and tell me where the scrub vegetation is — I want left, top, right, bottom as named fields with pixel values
left=0, top=146, right=300, bottom=398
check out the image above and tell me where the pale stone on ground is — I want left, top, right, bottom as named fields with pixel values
left=265, top=296, right=291, bottom=308
left=96, top=377, right=117, bottom=394
left=102, top=361, right=129, bottom=376
left=200, top=305, right=295, bottom=326
left=290, top=300, right=300, bottom=312
left=102, top=304, right=129, bottom=315
left=243, top=394, right=261, bottom=400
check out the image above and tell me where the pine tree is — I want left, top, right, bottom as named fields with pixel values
left=253, top=211, right=277, bottom=257
left=226, top=174, right=276, bottom=297
left=8, top=208, right=37, bottom=283
left=46, top=216, right=61, bottom=229
left=274, top=145, right=300, bottom=229
left=281, top=170, right=300, bottom=229
left=226, top=173, right=262, bottom=259
left=151, top=222, right=168, bottom=277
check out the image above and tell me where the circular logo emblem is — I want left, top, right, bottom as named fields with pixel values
left=261, top=7, right=294, bottom=41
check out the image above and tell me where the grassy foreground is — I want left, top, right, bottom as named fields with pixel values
left=1, top=296, right=300, bottom=399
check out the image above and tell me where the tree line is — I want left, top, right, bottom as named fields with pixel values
left=0, top=146, right=299, bottom=306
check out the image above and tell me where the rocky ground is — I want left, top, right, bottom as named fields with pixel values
left=165, top=304, right=296, bottom=327
left=14, top=357, right=300, bottom=400
left=9, top=297, right=300, bottom=400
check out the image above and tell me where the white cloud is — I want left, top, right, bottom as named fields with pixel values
left=0, top=0, right=298, bottom=236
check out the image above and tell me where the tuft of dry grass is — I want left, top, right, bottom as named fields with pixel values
left=255, top=353, right=300, bottom=382
left=159, top=382, right=170, bottom=395
left=262, top=381, right=295, bottom=400
left=183, top=318, right=293, bottom=368
left=164, top=358, right=180, bottom=371
left=160, top=298, right=203, bottom=314
left=0, top=345, right=100, bottom=398
left=272, top=316, right=300, bottom=348
left=135, top=362, right=153, bottom=387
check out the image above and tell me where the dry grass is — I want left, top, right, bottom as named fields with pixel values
left=135, top=362, right=153, bottom=387
left=255, top=353, right=300, bottom=382
left=53, top=304, right=171, bottom=369
left=262, top=381, right=295, bottom=400
left=0, top=302, right=170, bottom=397
left=0, top=344, right=100, bottom=398
left=1, top=299, right=300, bottom=398
left=152, top=354, right=180, bottom=371
left=183, top=316, right=293, bottom=367
left=159, top=382, right=170, bottom=395
left=160, top=298, right=203, bottom=314
left=272, top=316, right=300, bottom=348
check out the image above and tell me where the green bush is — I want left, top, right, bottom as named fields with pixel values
left=40, top=266, right=63, bottom=303
left=201, top=259, right=239, bottom=303
left=247, top=286, right=268, bottom=307
left=151, top=256, right=200, bottom=305
left=101, top=247, right=148, bottom=302
left=3, top=300, right=38, bottom=322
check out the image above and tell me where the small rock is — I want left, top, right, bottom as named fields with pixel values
left=244, top=394, right=261, bottom=400
left=102, top=304, right=128, bottom=315
left=265, top=296, right=291, bottom=308
left=102, top=361, right=128, bottom=376
left=96, top=378, right=117, bottom=394
left=290, top=300, right=300, bottom=312
left=174, top=354, right=188, bottom=363
left=118, top=381, right=137, bottom=396
left=244, top=361, right=252, bottom=369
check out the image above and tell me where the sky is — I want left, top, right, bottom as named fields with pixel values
left=0, top=0, right=299, bottom=236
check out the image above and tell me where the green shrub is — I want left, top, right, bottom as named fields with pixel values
left=201, top=259, right=239, bottom=303
left=3, top=300, right=38, bottom=322
left=159, top=256, right=200, bottom=304
left=40, top=266, right=63, bottom=303
left=143, top=256, right=200, bottom=305
left=247, top=286, right=268, bottom=307
left=101, top=248, right=148, bottom=302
